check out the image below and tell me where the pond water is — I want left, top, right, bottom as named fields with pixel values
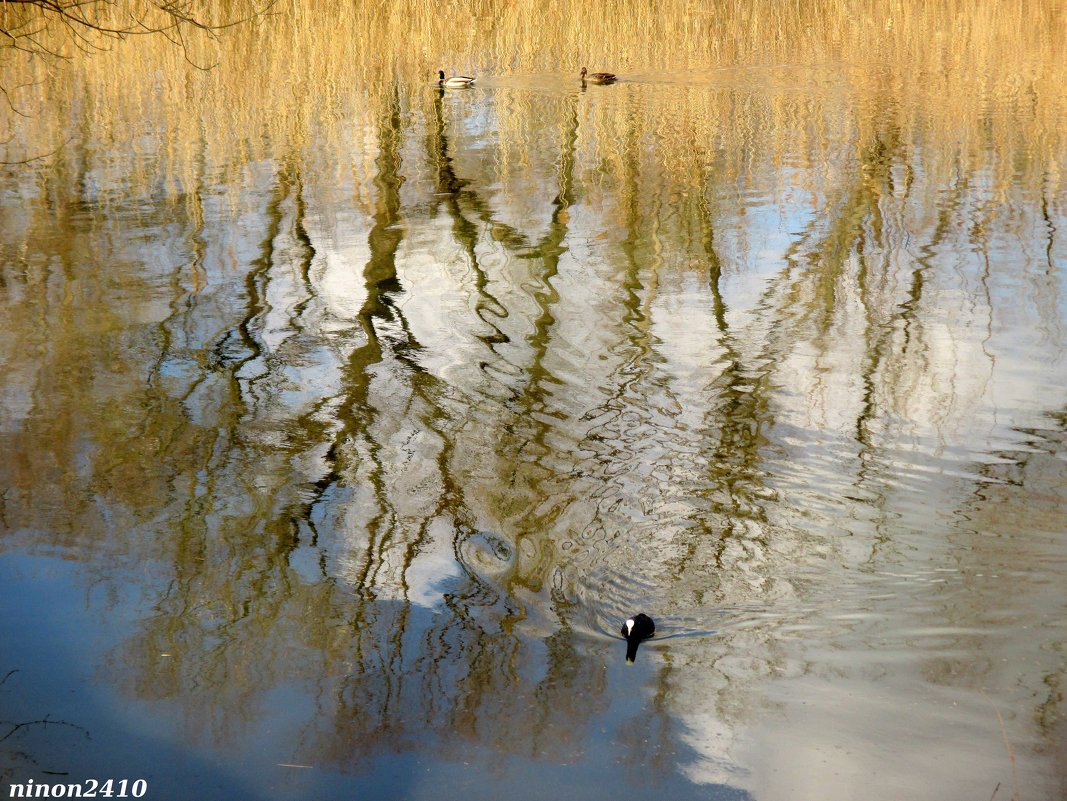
left=2, top=59, right=1066, bottom=801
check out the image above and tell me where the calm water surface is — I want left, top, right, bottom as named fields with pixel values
left=2, top=66, right=1066, bottom=800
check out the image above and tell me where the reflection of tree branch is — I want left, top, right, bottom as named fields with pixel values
left=753, top=129, right=966, bottom=430
left=0, top=135, right=71, bottom=164
left=1041, top=173, right=1056, bottom=274
left=334, top=89, right=407, bottom=599
left=1031, top=171, right=1065, bottom=342
left=200, top=170, right=281, bottom=433
left=0, top=80, right=39, bottom=118
left=288, top=163, right=316, bottom=335
left=497, top=89, right=584, bottom=594
left=578, top=102, right=663, bottom=529
left=424, top=90, right=530, bottom=253
left=528, top=592, right=608, bottom=756
left=312, top=87, right=610, bottom=747
left=892, top=156, right=968, bottom=410
left=428, top=90, right=510, bottom=351
left=517, top=89, right=580, bottom=413
left=0, top=716, right=90, bottom=745
left=783, top=136, right=895, bottom=342
left=851, top=131, right=902, bottom=457
left=691, top=185, right=773, bottom=567
left=425, top=84, right=590, bottom=599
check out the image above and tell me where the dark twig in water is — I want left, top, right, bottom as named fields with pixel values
left=981, top=690, right=1019, bottom=801
left=0, top=136, right=74, bottom=165
left=0, top=715, right=91, bottom=745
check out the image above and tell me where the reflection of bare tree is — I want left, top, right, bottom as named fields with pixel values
left=4, top=61, right=1065, bottom=799
left=685, top=185, right=775, bottom=570
left=421, top=84, right=607, bottom=597
left=285, top=85, right=621, bottom=766
left=426, top=89, right=512, bottom=353
left=76, top=80, right=634, bottom=771
left=497, top=88, right=588, bottom=588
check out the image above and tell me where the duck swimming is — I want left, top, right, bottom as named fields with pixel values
left=580, top=67, right=617, bottom=85
left=438, top=70, right=476, bottom=88
left=622, top=613, right=655, bottom=663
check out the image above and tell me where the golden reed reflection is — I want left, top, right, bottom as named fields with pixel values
left=2, top=0, right=1064, bottom=192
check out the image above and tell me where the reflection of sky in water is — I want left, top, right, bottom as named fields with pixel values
left=1, top=65, right=1066, bottom=801
left=0, top=554, right=750, bottom=800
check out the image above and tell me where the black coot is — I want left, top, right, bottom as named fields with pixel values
left=621, top=613, right=655, bottom=663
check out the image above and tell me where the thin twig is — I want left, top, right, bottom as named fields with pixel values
left=0, top=135, right=72, bottom=165
left=981, top=690, right=1020, bottom=801
left=0, top=715, right=91, bottom=745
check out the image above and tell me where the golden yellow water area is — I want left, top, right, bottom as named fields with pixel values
left=2, top=0, right=1064, bottom=196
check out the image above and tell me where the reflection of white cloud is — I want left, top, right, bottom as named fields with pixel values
left=677, top=710, right=750, bottom=788
left=316, top=248, right=369, bottom=322
left=403, top=517, right=461, bottom=608
left=304, top=200, right=372, bottom=325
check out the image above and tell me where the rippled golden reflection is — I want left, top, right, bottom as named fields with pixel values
left=1, top=2, right=1066, bottom=799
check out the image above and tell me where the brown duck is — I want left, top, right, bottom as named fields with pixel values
left=580, top=67, right=617, bottom=85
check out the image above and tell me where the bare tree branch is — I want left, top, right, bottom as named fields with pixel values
left=0, top=135, right=74, bottom=164
left=0, top=715, right=90, bottom=744
left=1, top=1, right=275, bottom=148
left=2, top=1, right=276, bottom=53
